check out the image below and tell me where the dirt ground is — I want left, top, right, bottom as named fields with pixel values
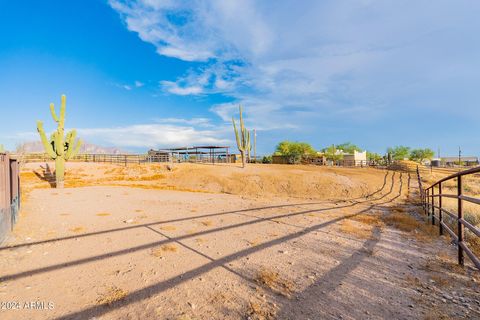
left=0, top=163, right=479, bottom=320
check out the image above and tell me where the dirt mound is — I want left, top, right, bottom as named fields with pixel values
left=21, top=162, right=393, bottom=201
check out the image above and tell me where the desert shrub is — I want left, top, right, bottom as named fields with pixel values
left=262, top=156, right=272, bottom=164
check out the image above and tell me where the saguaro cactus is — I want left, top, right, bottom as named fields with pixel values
left=232, top=105, right=250, bottom=168
left=37, top=95, right=82, bottom=188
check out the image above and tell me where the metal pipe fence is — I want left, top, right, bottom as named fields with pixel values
left=0, top=153, right=20, bottom=244
left=17, top=153, right=172, bottom=165
left=417, top=166, right=480, bottom=270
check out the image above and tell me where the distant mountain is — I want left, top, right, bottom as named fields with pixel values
left=16, top=141, right=127, bottom=154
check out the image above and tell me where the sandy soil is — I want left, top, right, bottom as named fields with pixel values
left=0, top=163, right=479, bottom=319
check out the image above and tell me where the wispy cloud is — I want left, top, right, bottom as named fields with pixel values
left=160, top=80, right=203, bottom=96
left=109, top=0, right=480, bottom=137
left=78, top=122, right=230, bottom=148
left=6, top=118, right=230, bottom=150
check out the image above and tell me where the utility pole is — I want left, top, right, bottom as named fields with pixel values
left=253, top=129, right=257, bottom=163
left=459, top=146, right=462, bottom=166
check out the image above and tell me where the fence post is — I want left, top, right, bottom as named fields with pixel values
left=457, top=175, right=464, bottom=266
left=439, top=182, right=443, bottom=235
left=431, top=185, right=435, bottom=225
left=426, top=188, right=429, bottom=216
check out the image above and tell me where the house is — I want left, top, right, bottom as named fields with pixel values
left=340, top=150, right=367, bottom=167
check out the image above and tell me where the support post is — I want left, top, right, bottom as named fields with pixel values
left=439, top=182, right=443, bottom=235
left=457, top=176, right=464, bottom=266
left=431, top=186, right=435, bottom=225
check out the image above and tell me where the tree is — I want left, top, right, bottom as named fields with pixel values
left=274, top=141, right=316, bottom=163
left=323, top=144, right=343, bottom=161
left=367, top=151, right=382, bottom=163
left=336, top=142, right=362, bottom=154
left=386, top=146, right=410, bottom=161
left=409, top=148, right=435, bottom=163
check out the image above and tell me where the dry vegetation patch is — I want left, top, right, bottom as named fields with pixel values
left=151, top=244, right=178, bottom=257
left=96, top=286, right=128, bottom=306
left=339, top=213, right=384, bottom=239
left=255, top=268, right=294, bottom=297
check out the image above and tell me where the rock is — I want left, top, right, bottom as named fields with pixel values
left=188, top=302, right=196, bottom=309
left=408, top=304, right=414, bottom=308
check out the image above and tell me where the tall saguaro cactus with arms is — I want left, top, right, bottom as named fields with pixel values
left=37, top=95, right=82, bottom=188
left=232, top=105, right=250, bottom=168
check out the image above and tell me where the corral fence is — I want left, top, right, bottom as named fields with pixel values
left=18, top=153, right=171, bottom=165
left=417, top=166, right=480, bottom=270
left=0, top=153, right=20, bottom=244
left=17, top=153, right=234, bottom=166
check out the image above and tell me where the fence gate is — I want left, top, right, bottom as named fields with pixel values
left=0, top=154, right=20, bottom=244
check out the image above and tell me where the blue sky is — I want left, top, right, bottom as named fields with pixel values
left=1, top=0, right=479, bottom=156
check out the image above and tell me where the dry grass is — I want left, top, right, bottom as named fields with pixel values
left=246, top=299, right=276, bottom=320
left=255, top=268, right=294, bottom=297
left=151, top=244, right=178, bottom=257
left=69, top=226, right=86, bottom=233
left=339, top=213, right=383, bottom=239
left=96, top=212, right=111, bottom=217
left=96, top=286, right=128, bottom=305
left=382, top=206, right=438, bottom=241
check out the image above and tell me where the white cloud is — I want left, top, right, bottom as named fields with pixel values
left=78, top=121, right=230, bottom=148
left=6, top=119, right=230, bottom=150
left=135, top=80, right=144, bottom=87
left=109, top=0, right=480, bottom=130
left=160, top=80, right=203, bottom=95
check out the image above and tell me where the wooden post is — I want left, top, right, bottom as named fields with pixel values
left=458, top=176, right=464, bottom=266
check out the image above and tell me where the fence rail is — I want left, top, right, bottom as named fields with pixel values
left=0, top=153, right=20, bottom=244
left=17, top=153, right=234, bottom=165
left=418, top=166, right=480, bottom=270
left=17, top=153, right=172, bottom=165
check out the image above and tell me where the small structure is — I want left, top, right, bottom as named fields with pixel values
left=340, top=150, right=367, bottom=167
left=440, top=156, right=479, bottom=167
left=158, top=146, right=231, bottom=164
left=147, top=149, right=172, bottom=162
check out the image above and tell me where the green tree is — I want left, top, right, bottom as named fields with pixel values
left=324, top=144, right=343, bottom=161
left=367, top=151, right=382, bottom=163
left=409, top=148, right=435, bottom=163
left=387, top=146, right=410, bottom=160
left=336, top=142, right=362, bottom=154
left=274, top=141, right=316, bottom=163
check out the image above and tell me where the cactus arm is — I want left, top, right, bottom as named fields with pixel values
left=59, top=94, right=66, bottom=127
left=49, top=103, right=59, bottom=123
left=37, top=120, right=57, bottom=159
left=65, top=130, right=78, bottom=160
left=71, top=139, right=82, bottom=159
left=232, top=117, right=244, bottom=152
